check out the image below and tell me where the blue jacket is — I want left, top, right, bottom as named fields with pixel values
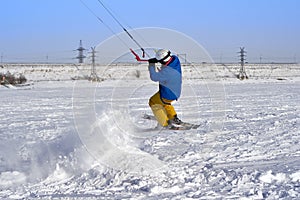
left=149, top=55, right=182, bottom=100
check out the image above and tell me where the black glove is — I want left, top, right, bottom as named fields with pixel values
left=148, top=58, right=158, bottom=64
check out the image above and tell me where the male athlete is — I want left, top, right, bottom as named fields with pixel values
left=148, top=49, right=183, bottom=129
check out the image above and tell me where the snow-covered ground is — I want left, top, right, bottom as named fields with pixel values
left=1, top=63, right=300, bottom=82
left=1, top=63, right=300, bottom=199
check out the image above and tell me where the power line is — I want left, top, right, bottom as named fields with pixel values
left=76, top=40, right=86, bottom=64
left=238, top=47, right=248, bottom=80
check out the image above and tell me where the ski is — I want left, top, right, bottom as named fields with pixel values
left=142, top=114, right=200, bottom=130
left=167, top=123, right=200, bottom=130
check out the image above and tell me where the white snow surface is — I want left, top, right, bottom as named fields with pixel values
left=1, top=63, right=300, bottom=199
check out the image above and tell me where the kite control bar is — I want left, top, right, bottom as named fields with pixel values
left=130, top=49, right=149, bottom=62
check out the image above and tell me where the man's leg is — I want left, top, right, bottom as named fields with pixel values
left=161, top=98, right=177, bottom=120
left=149, top=92, right=169, bottom=127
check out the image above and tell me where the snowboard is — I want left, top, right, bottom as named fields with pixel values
left=142, top=114, right=200, bottom=130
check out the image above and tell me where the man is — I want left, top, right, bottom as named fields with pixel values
left=148, top=49, right=183, bottom=128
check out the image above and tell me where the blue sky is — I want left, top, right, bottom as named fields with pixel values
left=1, top=0, right=299, bottom=63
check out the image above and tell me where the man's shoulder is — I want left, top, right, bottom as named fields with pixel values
left=168, top=56, right=181, bottom=71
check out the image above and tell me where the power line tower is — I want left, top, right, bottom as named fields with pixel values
left=76, top=40, right=86, bottom=64
left=238, top=47, right=248, bottom=80
left=89, top=47, right=101, bottom=82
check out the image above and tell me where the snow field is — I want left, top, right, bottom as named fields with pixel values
left=0, top=64, right=300, bottom=198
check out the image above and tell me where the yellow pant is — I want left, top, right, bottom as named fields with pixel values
left=149, top=92, right=177, bottom=127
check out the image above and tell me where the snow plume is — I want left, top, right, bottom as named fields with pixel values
left=0, top=140, right=28, bottom=188
left=0, top=132, right=94, bottom=189
left=72, top=81, right=165, bottom=176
